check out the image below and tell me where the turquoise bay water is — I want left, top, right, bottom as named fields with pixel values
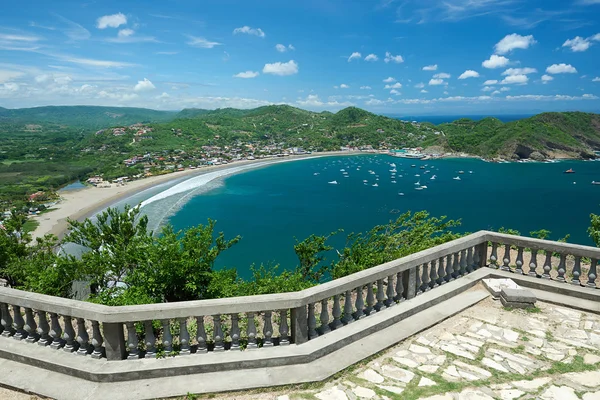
left=166, top=155, right=600, bottom=278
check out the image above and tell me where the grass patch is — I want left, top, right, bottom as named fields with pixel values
left=22, top=219, right=39, bottom=233
left=526, top=306, right=542, bottom=313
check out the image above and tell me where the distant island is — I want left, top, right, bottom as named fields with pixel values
left=1, top=104, right=600, bottom=216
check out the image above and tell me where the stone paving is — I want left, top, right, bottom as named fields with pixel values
left=209, top=294, right=600, bottom=400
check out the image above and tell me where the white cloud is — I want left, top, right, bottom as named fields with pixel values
left=482, top=86, right=495, bottom=92
left=157, top=92, right=170, bottom=99
left=420, top=89, right=428, bottom=93
left=0, top=33, right=41, bottom=42
left=339, top=83, right=350, bottom=89
left=53, top=54, right=136, bottom=68
left=288, top=44, right=296, bottom=51
left=296, top=94, right=354, bottom=109
left=502, top=67, right=537, bottom=76
left=541, top=74, right=553, bottom=84
left=133, top=78, right=155, bottom=92
left=482, top=55, right=509, bottom=69
left=422, top=64, right=437, bottom=71
left=365, top=53, right=378, bottom=62
left=118, top=29, right=134, bottom=38
left=458, top=70, right=479, bottom=79
left=593, top=77, right=600, bottom=82
left=262, top=60, right=298, bottom=76
left=414, top=82, right=425, bottom=89
left=390, top=89, right=401, bottom=95
left=433, top=73, right=451, bottom=79
left=563, top=36, right=591, bottom=52
left=500, top=87, right=510, bottom=92
left=0, top=70, right=24, bottom=83
left=275, top=44, right=294, bottom=52
left=384, top=52, right=403, bottom=63
left=348, top=52, right=361, bottom=62
left=506, top=94, right=598, bottom=101
left=500, top=74, right=528, bottom=84
left=384, top=82, right=402, bottom=89
left=360, top=86, right=372, bottom=90
left=484, top=80, right=498, bottom=85
left=96, top=13, right=127, bottom=29
left=233, top=26, right=265, bottom=38
left=383, top=77, right=396, bottom=83
left=56, top=14, right=91, bottom=41
left=234, top=71, right=259, bottom=78
left=186, top=36, right=222, bottom=48
left=546, top=63, right=577, bottom=74
left=429, top=78, right=445, bottom=85
left=494, top=34, right=536, bottom=54
left=491, top=90, right=500, bottom=95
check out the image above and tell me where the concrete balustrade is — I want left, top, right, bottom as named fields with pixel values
left=1, top=231, right=600, bottom=366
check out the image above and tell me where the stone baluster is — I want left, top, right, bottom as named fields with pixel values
left=179, top=318, right=191, bottom=355
left=76, top=318, right=89, bottom=356
left=429, top=260, right=438, bottom=288
left=161, top=320, right=172, bottom=355
left=143, top=320, right=156, bottom=358
left=307, top=304, right=318, bottom=339
left=49, top=313, right=63, bottom=349
left=556, top=254, right=567, bottom=282
left=354, top=286, right=365, bottom=319
left=572, top=256, right=582, bottom=286
left=213, top=315, right=224, bottom=352
left=330, top=295, right=343, bottom=329
left=343, top=290, right=354, bottom=324
left=1, top=303, right=14, bottom=337
left=437, top=257, right=446, bottom=285
left=542, top=252, right=552, bottom=279
left=62, top=316, right=76, bottom=353
left=247, top=312, right=258, bottom=349
left=36, top=311, right=50, bottom=346
left=528, top=249, right=539, bottom=276
left=230, top=314, right=240, bottom=351
left=501, top=244, right=511, bottom=271
left=394, top=273, right=404, bottom=302
left=385, top=275, right=395, bottom=306
left=459, top=249, right=467, bottom=276
left=375, top=279, right=386, bottom=311
left=415, top=264, right=422, bottom=295
left=365, top=283, right=375, bottom=314
left=421, top=263, right=430, bottom=292
left=90, top=321, right=103, bottom=359
left=445, top=254, right=454, bottom=281
left=466, top=247, right=474, bottom=273
left=279, top=310, right=290, bottom=345
left=12, top=306, right=25, bottom=341
left=452, top=253, right=460, bottom=278
left=23, top=308, right=38, bottom=343
left=515, top=247, right=524, bottom=274
left=587, top=259, right=597, bottom=288
left=196, top=316, right=207, bottom=353
left=126, top=321, right=139, bottom=359
left=263, top=311, right=274, bottom=347
left=319, top=299, right=330, bottom=334
left=489, top=243, right=499, bottom=269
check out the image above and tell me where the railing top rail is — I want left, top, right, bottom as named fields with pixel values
left=0, top=231, right=489, bottom=322
left=484, top=231, right=600, bottom=259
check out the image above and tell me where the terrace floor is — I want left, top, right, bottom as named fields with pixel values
left=202, top=290, right=600, bottom=400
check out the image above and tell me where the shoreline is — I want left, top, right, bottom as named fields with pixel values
left=30, top=151, right=366, bottom=240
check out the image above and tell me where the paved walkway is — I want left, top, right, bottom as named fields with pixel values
left=210, top=296, right=600, bottom=400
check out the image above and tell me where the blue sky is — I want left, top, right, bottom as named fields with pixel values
left=1, top=0, right=600, bottom=115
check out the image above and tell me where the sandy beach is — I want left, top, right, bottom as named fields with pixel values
left=30, top=151, right=366, bottom=240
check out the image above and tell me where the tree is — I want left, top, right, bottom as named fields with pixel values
left=293, top=231, right=338, bottom=283
left=589, top=213, right=600, bottom=247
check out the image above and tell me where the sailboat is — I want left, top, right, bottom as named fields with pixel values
left=329, top=180, right=338, bottom=184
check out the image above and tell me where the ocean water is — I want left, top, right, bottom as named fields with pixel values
left=158, top=155, right=600, bottom=278
left=386, top=114, right=533, bottom=124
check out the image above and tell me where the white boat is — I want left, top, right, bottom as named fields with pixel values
left=376, top=178, right=379, bottom=181
left=469, top=171, right=473, bottom=174
left=415, top=187, right=424, bottom=190
left=398, top=175, right=403, bottom=178
left=415, top=174, right=420, bottom=177
left=458, top=170, right=465, bottom=174
left=390, top=168, right=397, bottom=173
left=314, top=172, right=320, bottom=175
left=344, top=175, right=349, bottom=178
left=391, top=180, right=397, bottom=183
left=398, top=192, right=404, bottom=196
left=372, top=183, right=379, bottom=187
left=363, top=180, right=368, bottom=183
left=390, top=163, right=396, bottom=167
left=421, top=185, right=428, bottom=189
left=453, top=176, right=461, bottom=180
left=329, top=180, right=338, bottom=184
left=414, top=181, right=421, bottom=186
left=592, top=181, right=600, bottom=185
left=340, top=169, right=345, bottom=172
left=343, top=171, right=348, bottom=175
left=430, top=175, right=437, bottom=180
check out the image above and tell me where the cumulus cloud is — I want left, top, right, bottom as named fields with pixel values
left=186, top=36, right=222, bottom=48
left=414, top=82, right=425, bottom=89
left=384, top=82, right=402, bottom=89
left=262, top=60, right=298, bottom=76
left=500, top=74, right=528, bottom=84
left=383, top=77, right=396, bottom=83
left=563, top=36, right=591, bottom=52
left=0, top=70, right=24, bottom=83
left=296, top=94, right=354, bottom=108
left=134, top=78, right=155, bottom=92
left=275, top=44, right=295, bottom=52
left=384, top=52, right=403, bottom=63
left=348, top=52, right=361, bottom=62
left=336, top=83, right=349, bottom=89
left=429, top=78, right=445, bottom=85
left=502, top=67, right=537, bottom=76
left=594, top=77, right=600, bottom=82
left=494, top=34, right=536, bottom=54
left=390, top=89, right=401, bottom=95
left=482, top=55, right=509, bottom=69
left=458, top=70, right=479, bottom=79
left=433, top=73, right=451, bottom=79
left=365, top=53, right=378, bottom=62
left=234, top=71, right=259, bottom=78
left=360, top=86, right=372, bottom=89
left=420, top=89, right=428, bottom=93
left=546, top=63, right=577, bottom=74
left=484, top=80, right=498, bottom=85
left=422, top=64, right=437, bottom=71
left=541, top=74, right=554, bottom=84
left=97, top=13, right=127, bottom=29
left=118, top=29, right=134, bottom=37
left=233, top=26, right=265, bottom=37
left=482, top=86, right=495, bottom=92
